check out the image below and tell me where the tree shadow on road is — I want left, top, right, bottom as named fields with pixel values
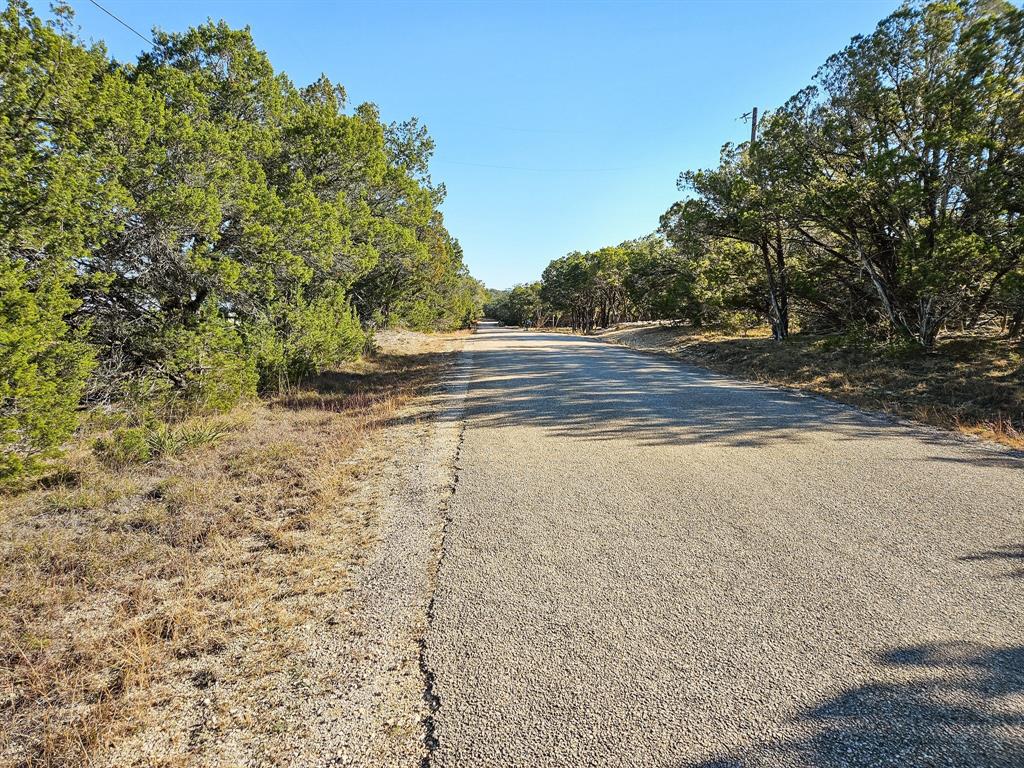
left=920, top=454, right=1024, bottom=470
left=958, top=544, right=1024, bottom=579
left=455, top=332, right=1024, bottom=460
left=687, top=642, right=1024, bottom=768
left=455, top=332, right=871, bottom=449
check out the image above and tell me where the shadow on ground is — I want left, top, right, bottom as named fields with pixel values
left=455, top=332, right=1023, bottom=460
left=273, top=351, right=454, bottom=413
left=689, top=642, right=1024, bottom=768
left=959, top=544, right=1024, bottom=579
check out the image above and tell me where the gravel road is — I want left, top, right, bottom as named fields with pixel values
left=424, top=325, right=1024, bottom=767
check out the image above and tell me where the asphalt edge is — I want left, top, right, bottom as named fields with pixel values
left=417, top=343, right=474, bottom=767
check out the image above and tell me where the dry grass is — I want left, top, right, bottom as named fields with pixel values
left=0, top=332, right=459, bottom=767
left=596, top=324, right=1024, bottom=450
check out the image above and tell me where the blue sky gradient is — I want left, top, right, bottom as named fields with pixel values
left=67, top=0, right=896, bottom=288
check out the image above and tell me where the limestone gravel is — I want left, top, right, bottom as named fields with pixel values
left=310, top=335, right=470, bottom=767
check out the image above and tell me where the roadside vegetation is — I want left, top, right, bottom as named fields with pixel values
left=1, top=331, right=460, bottom=766
left=485, top=0, right=1024, bottom=447
left=1, top=2, right=481, bottom=764
left=1, top=1, right=484, bottom=487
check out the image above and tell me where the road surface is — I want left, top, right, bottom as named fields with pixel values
left=425, top=325, right=1024, bottom=767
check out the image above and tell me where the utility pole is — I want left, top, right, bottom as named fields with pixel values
left=750, top=106, right=758, bottom=145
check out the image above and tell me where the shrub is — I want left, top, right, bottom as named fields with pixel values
left=286, top=289, right=366, bottom=376
left=256, top=289, right=367, bottom=391
left=0, top=257, right=94, bottom=482
left=94, top=419, right=230, bottom=467
left=401, top=299, right=441, bottom=332
left=163, top=316, right=259, bottom=413
left=144, top=420, right=230, bottom=458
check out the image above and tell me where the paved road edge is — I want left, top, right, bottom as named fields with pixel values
left=418, top=344, right=475, bottom=765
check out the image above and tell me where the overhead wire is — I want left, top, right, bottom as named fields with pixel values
left=85, top=0, right=154, bottom=46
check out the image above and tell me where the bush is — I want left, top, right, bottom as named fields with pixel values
left=143, top=420, right=230, bottom=458
left=817, top=322, right=922, bottom=359
left=93, top=419, right=230, bottom=467
left=402, top=299, right=440, bottom=332
left=0, top=257, right=94, bottom=482
left=285, top=289, right=366, bottom=377
left=255, top=290, right=367, bottom=392
left=163, top=316, right=259, bottom=413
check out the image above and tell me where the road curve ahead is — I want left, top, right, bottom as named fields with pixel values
left=425, top=325, right=1023, bottom=768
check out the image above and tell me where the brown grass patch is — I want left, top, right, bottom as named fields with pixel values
left=598, top=324, right=1024, bottom=450
left=0, top=332, right=459, bottom=767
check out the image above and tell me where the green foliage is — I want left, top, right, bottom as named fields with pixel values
left=484, top=283, right=543, bottom=327
left=163, top=316, right=259, bottom=413
left=144, top=420, right=230, bottom=459
left=0, top=256, right=94, bottom=480
left=93, top=418, right=229, bottom=467
left=0, top=1, right=481, bottom=480
left=258, top=288, right=368, bottom=389
left=93, top=427, right=152, bottom=467
left=536, top=238, right=701, bottom=331
left=756, top=0, right=1024, bottom=345
left=354, top=213, right=484, bottom=331
left=0, top=1, right=112, bottom=481
left=540, top=1, right=1024, bottom=348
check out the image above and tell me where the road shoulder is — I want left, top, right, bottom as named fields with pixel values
left=325, top=337, right=472, bottom=766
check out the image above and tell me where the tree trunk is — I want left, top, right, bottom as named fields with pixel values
left=1008, top=309, right=1024, bottom=338
left=759, top=232, right=788, bottom=341
left=916, top=297, right=942, bottom=349
left=774, top=227, right=789, bottom=339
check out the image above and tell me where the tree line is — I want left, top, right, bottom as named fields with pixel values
left=1, top=1, right=484, bottom=479
left=488, top=1, right=1023, bottom=347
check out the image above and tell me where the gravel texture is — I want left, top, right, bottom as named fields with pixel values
left=316, top=340, right=471, bottom=767
left=423, top=325, right=1024, bottom=767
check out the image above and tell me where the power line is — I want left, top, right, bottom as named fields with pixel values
left=86, top=0, right=154, bottom=46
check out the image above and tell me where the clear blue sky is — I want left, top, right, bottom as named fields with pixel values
left=67, top=0, right=896, bottom=289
